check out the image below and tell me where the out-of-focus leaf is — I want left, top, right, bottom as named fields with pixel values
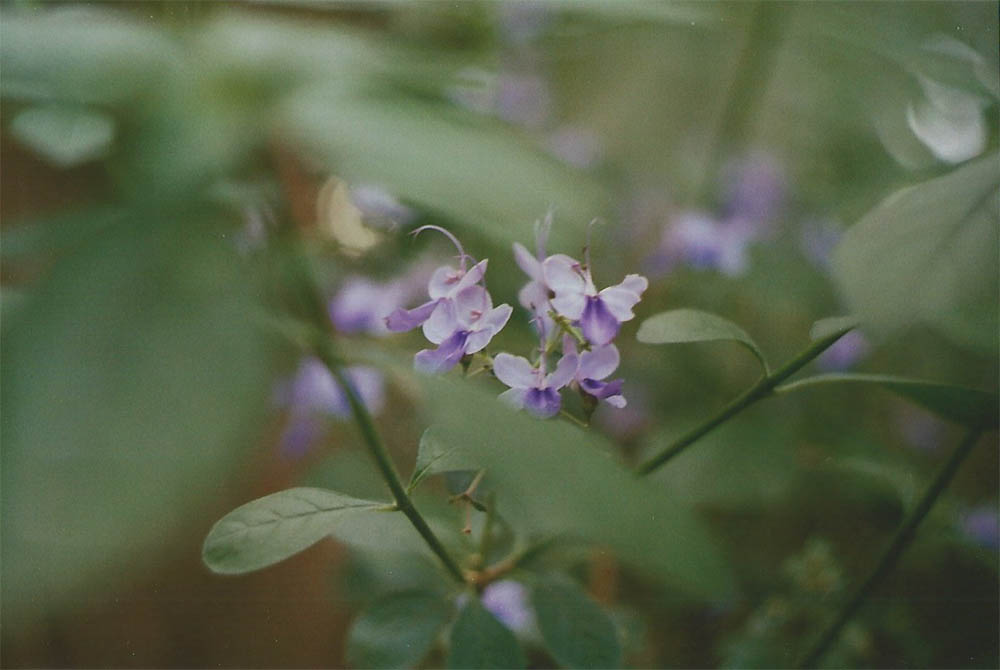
left=533, top=579, right=622, bottom=669
left=831, top=153, right=999, bottom=353
left=637, top=308, right=768, bottom=373
left=809, top=316, right=859, bottom=341
left=776, top=373, right=998, bottom=427
left=408, top=427, right=479, bottom=492
left=420, top=377, right=735, bottom=601
left=0, top=7, right=178, bottom=104
left=203, top=488, right=384, bottom=574
left=1, top=214, right=277, bottom=625
left=829, top=456, right=919, bottom=511
left=9, top=105, right=115, bottom=168
left=281, top=83, right=607, bottom=249
left=447, top=599, right=526, bottom=670
left=346, top=590, right=453, bottom=670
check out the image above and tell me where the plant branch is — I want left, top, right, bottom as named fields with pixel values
left=636, top=326, right=853, bottom=475
left=797, top=427, right=985, bottom=668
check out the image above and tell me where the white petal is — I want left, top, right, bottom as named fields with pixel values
left=546, top=353, right=578, bottom=389
left=604, top=394, right=627, bottom=408
left=453, top=259, right=489, bottom=295
left=498, top=387, right=528, bottom=410
left=598, top=287, right=640, bottom=322
left=513, top=242, right=543, bottom=282
left=492, top=353, right=537, bottom=389
left=422, top=299, right=457, bottom=344
left=427, top=265, right=462, bottom=299
left=550, top=292, right=586, bottom=320
left=453, top=285, right=491, bottom=326
left=618, top=273, right=648, bottom=296
left=578, top=344, right=619, bottom=380
left=542, top=254, right=586, bottom=295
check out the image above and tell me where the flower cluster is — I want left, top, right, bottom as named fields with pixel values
left=388, top=219, right=647, bottom=420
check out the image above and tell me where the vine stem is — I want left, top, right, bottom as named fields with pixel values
left=636, top=326, right=853, bottom=475
left=797, top=427, right=985, bottom=668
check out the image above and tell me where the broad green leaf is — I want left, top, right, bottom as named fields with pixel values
left=447, top=599, right=526, bottom=670
left=809, top=316, right=859, bottom=341
left=9, top=105, right=115, bottom=168
left=347, top=591, right=453, bottom=670
left=831, top=153, right=1000, bottom=353
left=776, top=373, right=998, bottom=427
left=203, top=488, right=384, bottom=574
left=420, top=377, right=735, bottom=600
left=637, top=308, right=768, bottom=373
left=1, top=213, right=277, bottom=625
left=281, top=83, right=607, bottom=249
left=533, top=579, right=622, bottom=670
left=408, top=427, right=480, bottom=492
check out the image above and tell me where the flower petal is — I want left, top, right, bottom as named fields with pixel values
left=345, top=366, right=386, bottom=417
left=604, top=394, right=627, bottom=408
left=385, top=299, right=438, bottom=332
left=498, top=387, right=529, bottom=410
left=454, top=285, right=491, bottom=326
left=550, top=292, right=586, bottom=320
left=414, top=332, right=468, bottom=374
left=578, top=344, right=619, bottom=380
left=513, top=242, right=543, bottom=282
left=427, top=265, right=463, bottom=299
left=422, top=299, right=458, bottom=344
left=518, top=280, right=549, bottom=313
left=492, top=352, right=537, bottom=389
left=580, top=297, right=619, bottom=345
left=543, top=254, right=586, bottom=295
left=618, top=273, right=648, bottom=296
left=453, top=259, right=489, bottom=294
left=598, top=285, right=643, bottom=322
left=546, top=353, right=578, bottom=389
left=524, top=387, right=561, bottom=418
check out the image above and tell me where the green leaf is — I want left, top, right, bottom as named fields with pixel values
left=420, top=377, right=735, bottom=601
left=637, top=308, right=768, bottom=373
left=831, top=153, right=999, bottom=353
left=347, top=591, right=453, bottom=670
left=9, top=105, right=115, bottom=168
left=408, top=427, right=480, bottom=492
left=533, top=579, right=623, bottom=670
left=775, top=373, right=998, bottom=427
left=447, top=599, right=526, bottom=670
left=203, top=488, right=384, bottom=574
left=809, top=316, right=859, bottom=341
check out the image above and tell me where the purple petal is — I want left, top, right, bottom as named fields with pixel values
left=481, top=580, right=535, bottom=634
left=493, top=353, right=537, bottom=389
left=279, top=414, right=325, bottom=458
left=580, top=297, right=620, bottom=345
left=524, top=387, right=561, bottom=418
left=513, top=242, right=543, bottom=282
left=385, top=299, right=438, bottom=332
left=422, top=299, right=458, bottom=344
left=414, top=332, right=469, bottom=374
left=817, top=331, right=870, bottom=371
left=581, top=377, right=624, bottom=400
left=546, top=353, right=578, bottom=389
left=464, top=304, right=512, bottom=354
left=543, top=254, right=586, bottom=295
left=577, top=344, right=619, bottom=381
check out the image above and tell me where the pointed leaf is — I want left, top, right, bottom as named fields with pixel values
left=637, top=308, right=768, bottom=373
left=533, top=579, right=622, bottom=669
left=347, top=591, right=453, bottom=670
left=408, top=427, right=479, bottom=492
left=203, top=487, right=383, bottom=574
left=447, top=599, right=526, bottom=670
left=831, top=153, right=999, bottom=353
left=776, top=373, right=998, bottom=427
left=809, top=316, right=859, bottom=341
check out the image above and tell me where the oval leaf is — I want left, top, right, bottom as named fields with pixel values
left=831, top=153, right=999, bottom=353
left=447, top=599, right=526, bottom=670
left=776, top=373, right=998, bottom=427
left=202, top=487, right=383, bottom=574
left=347, top=591, right=453, bottom=670
left=533, top=579, right=623, bottom=669
left=637, top=308, right=768, bottom=372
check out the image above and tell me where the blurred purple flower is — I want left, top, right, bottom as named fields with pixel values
left=959, top=505, right=999, bottom=550
left=657, top=212, right=751, bottom=277
left=349, top=184, right=414, bottom=228
left=414, top=285, right=512, bottom=374
left=497, top=1, right=551, bottom=45
left=894, top=405, right=946, bottom=451
left=481, top=580, right=536, bottom=634
left=495, top=70, right=552, bottom=129
left=800, top=219, right=844, bottom=272
left=494, top=351, right=577, bottom=418
left=546, top=125, right=603, bottom=169
left=330, top=277, right=414, bottom=337
left=816, top=331, right=871, bottom=371
left=719, top=152, right=786, bottom=228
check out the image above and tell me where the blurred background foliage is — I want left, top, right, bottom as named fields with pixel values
left=1, top=1, right=997, bottom=667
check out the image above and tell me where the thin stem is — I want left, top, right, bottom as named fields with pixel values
left=636, top=327, right=853, bottom=475
left=798, top=427, right=985, bottom=668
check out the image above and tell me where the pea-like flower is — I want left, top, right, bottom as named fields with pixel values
left=563, top=336, right=626, bottom=408
left=414, top=285, right=512, bottom=374
left=493, top=351, right=577, bottom=418
left=543, top=254, right=647, bottom=346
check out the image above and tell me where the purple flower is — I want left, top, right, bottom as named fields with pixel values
left=543, top=254, right=648, bottom=345
left=330, top=277, right=414, bottom=337
left=385, top=258, right=489, bottom=333
left=959, top=505, right=999, bottom=550
left=800, top=219, right=844, bottom=272
left=481, top=580, right=536, bottom=634
left=719, top=152, right=786, bottom=227
left=659, top=212, right=751, bottom=277
left=563, top=336, right=626, bottom=408
left=349, top=184, right=414, bottom=228
left=493, top=351, right=577, bottom=418
left=513, top=213, right=555, bottom=336
left=546, top=125, right=603, bottom=169
left=817, top=330, right=871, bottom=371
left=414, top=285, right=512, bottom=374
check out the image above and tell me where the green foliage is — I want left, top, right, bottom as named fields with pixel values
left=777, top=373, right=998, bottom=427
left=832, top=153, right=999, bottom=353
left=532, top=578, right=623, bottom=669
left=203, top=488, right=385, bottom=574
left=346, top=591, right=454, bottom=670
left=420, top=376, right=735, bottom=600
left=637, top=308, right=769, bottom=373
left=408, top=427, right=479, bottom=493
left=447, top=598, right=526, bottom=670
left=9, top=104, right=115, bottom=167
left=809, top=316, right=859, bottom=341
left=1, top=214, right=277, bottom=622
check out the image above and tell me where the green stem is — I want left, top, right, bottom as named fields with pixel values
left=636, top=327, right=853, bottom=475
left=797, top=427, right=985, bottom=668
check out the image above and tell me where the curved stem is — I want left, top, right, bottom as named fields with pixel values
left=636, top=326, right=853, bottom=475
left=798, top=427, right=985, bottom=668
